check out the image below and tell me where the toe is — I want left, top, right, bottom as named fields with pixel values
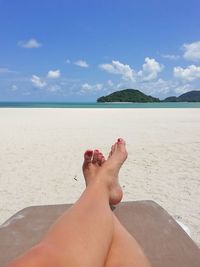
left=92, top=149, right=99, bottom=163
left=113, top=142, right=118, bottom=151
left=117, top=138, right=126, bottom=148
left=97, top=152, right=103, bottom=165
left=117, top=138, right=128, bottom=158
left=101, top=155, right=105, bottom=164
left=83, top=150, right=93, bottom=165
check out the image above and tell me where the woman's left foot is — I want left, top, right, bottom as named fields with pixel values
left=82, top=149, right=105, bottom=186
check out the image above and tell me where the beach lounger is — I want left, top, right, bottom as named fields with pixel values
left=0, top=200, right=200, bottom=266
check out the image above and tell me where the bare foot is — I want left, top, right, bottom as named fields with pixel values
left=82, top=138, right=128, bottom=205
left=82, top=149, right=105, bottom=186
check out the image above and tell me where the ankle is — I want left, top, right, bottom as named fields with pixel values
left=87, top=176, right=110, bottom=194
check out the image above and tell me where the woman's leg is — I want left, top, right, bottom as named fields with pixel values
left=83, top=140, right=150, bottom=267
left=104, top=214, right=151, bottom=267
left=9, top=139, right=127, bottom=267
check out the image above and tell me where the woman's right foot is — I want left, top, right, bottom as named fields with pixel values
left=102, top=138, right=128, bottom=205
left=82, top=138, right=128, bottom=205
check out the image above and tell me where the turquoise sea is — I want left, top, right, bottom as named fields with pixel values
left=0, top=102, right=200, bottom=108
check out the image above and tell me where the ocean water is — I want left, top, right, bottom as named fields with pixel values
left=0, top=102, right=200, bottom=108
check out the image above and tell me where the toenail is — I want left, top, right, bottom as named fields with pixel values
left=87, top=150, right=93, bottom=156
left=117, top=138, right=121, bottom=142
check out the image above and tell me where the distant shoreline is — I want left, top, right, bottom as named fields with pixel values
left=97, top=101, right=200, bottom=103
left=0, top=102, right=200, bottom=108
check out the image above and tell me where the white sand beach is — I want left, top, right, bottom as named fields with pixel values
left=0, top=108, right=200, bottom=246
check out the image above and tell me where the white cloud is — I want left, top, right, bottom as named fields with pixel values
left=139, top=78, right=178, bottom=97
left=99, top=60, right=136, bottom=81
left=174, top=65, right=200, bottom=81
left=138, top=57, right=164, bottom=81
left=81, top=83, right=92, bottom=91
left=80, top=83, right=103, bottom=93
left=174, top=83, right=193, bottom=95
left=107, top=80, right=114, bottom=86
left=144, top=79, right=194, bottom=98
left=161, top=54, right=180, bottom=60
left=31, top=75, right=46, bottom=88
left=99, top=58, right=163, bottom=82
left=11, top=85, right=18, bottom=91
left=0, top=68, right=10, bottom=73
left=65, top=59, right=71, bottom=64
left=0, top=68, right=16, bottom=74
left=183, top=41, right=200, bottom=62
left=19, top=39, right=42, bottom=48
left=74, top=60, right=89, bottom=68
left=47, top=69, right=61, bottom=79
left=47, top=84, right=61, bottom=92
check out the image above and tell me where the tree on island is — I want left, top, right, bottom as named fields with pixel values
left=97, top=89, right=200, bottom=103
left=97, top=89, right=160, bottom=103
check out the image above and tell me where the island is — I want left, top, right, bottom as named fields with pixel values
left=97, top=89, right=200, bottom=103
left=163, top=90, right=200, bottom=102
left=97, top=89, right=160, bottom=103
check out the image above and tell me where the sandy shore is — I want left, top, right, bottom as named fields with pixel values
left=0, top=108, right=200, bottom=246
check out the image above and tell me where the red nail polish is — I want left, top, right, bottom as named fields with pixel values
left=117, top=138, right=121, bottom=142
left=87, top=150, right=93, bottom=156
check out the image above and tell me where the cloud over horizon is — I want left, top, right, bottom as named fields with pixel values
left=18, top=39, right=42, bottom=49
left=183, top=41, right=200, bottom=62
left=74, top=60, right=89, bottom=68
left=31, top=75, right=46, bottom=88
left=161, top=54, right=180, bottom=60
left=80, top=83, right=103, bottom=94
left=174, top=65, right=200, bottom=81
left=99, top=60, right=136, bottom=81
left=2, top=41, right=200, bottom=100
left=47, top=70, right=61, bottom=79
left=99, top=58, right=163, bottom=82
left=138, top=57, right=164, bottom=81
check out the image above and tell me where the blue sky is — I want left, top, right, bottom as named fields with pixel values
left=0, top=0, right=200, bottom=101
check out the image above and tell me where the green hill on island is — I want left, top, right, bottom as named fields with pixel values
left=163, top=90, right=200, bottom=102
left=97, top=89, right=160, bottom=103
left=97, top=89, right=200, bottom=103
